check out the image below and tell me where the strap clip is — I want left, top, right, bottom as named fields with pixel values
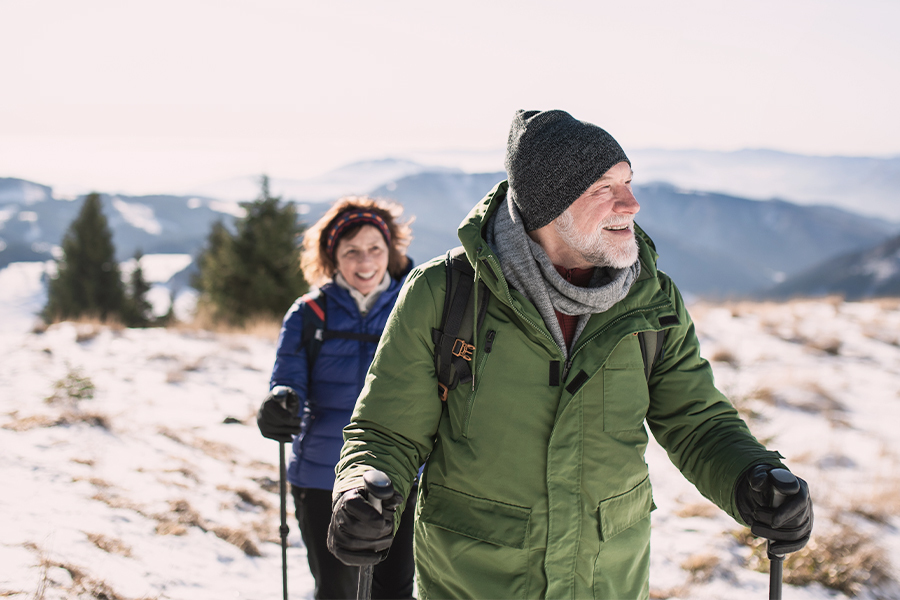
left=451, top=339, right=475, bottom=361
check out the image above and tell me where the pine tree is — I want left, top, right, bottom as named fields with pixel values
left=123, top=250, right=154, bottom=327
left=43, top=193, right=126, bottom=323
left=194, top=176, right=308, bottom=325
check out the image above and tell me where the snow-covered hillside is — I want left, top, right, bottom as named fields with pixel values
left=1, top=267, right=899, bottom=599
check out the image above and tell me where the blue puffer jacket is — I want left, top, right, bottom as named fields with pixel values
left=270, top=274, right=408, bottom=490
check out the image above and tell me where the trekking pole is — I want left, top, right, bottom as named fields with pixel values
left=357, top=470, right=394, bottom=600
left=279, top=440, right=289, bottom=600
left=766, top=469, right=800, bottom=600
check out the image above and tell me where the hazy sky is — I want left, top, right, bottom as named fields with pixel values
left=2, top=0, right=898, bottom=196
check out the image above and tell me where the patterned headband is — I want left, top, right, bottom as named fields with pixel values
left=326, top=210, right=392, bottom=258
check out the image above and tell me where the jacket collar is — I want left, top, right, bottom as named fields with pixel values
left=321, top=259, right=413, bottom=317
left=455, top=181, right=676, bottom=343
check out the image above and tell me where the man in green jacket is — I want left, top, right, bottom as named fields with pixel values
left=326, top=110, right=813, bottom=599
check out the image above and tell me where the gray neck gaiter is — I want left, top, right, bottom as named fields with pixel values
left=486, top=196, right=640, bottom=357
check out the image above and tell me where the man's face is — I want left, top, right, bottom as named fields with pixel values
left=553, top=161, right=640, bottom=269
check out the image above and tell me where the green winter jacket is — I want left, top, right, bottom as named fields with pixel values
left=335, top=181, right=783, bottom=599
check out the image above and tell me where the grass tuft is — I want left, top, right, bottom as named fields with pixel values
left=45, top=367, right=95, bottom=404
left=734, top=523, right=896, bottom=597
left=675, top=502, right=719, bottom=519
left=681, top=553, right=720, bottom=583
left=86, top=532, right=133, bottom=557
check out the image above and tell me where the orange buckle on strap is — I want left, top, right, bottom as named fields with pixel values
left=451, top=339, right=475, bottom=361
left=438, top=383, right=449, bottom=402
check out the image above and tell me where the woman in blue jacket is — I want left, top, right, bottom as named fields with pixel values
left=258, top=196, right=414, bottom=599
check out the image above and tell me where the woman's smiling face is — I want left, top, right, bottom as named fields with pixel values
left=334, top=224, right=389, bottom=295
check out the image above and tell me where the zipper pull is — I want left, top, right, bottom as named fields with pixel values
left=562, top=358, right=573, bottom=381
left=485, top=330, right=496, bottom=353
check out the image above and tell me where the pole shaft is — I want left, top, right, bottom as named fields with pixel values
left=768, top=553, right=783, bottom=600
left=358, top=566, right=374, bottom=600
left=280, top=441, right=289, bottom=600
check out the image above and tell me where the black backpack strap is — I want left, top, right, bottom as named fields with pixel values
left=322, top=330, right=382, bottom=343
left=637, top=329, right=668, bottom=381
left=432, top=246, right=488, bottom=401
left=298, top=289, right=383, bottom=368
left=298, top=291, right=326, bottom=367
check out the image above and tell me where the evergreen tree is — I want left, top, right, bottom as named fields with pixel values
left=123, top=250, right=154, bottom=327
left=43, top=193, right=126, bottom=323
left=194, top=176, right=308, bottom=325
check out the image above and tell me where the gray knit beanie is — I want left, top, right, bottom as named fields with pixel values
left=505, top=109, right=630, bottom=231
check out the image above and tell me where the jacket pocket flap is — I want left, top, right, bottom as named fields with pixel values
left=598, top=476, right=655, bottom=541
left=420, top=484, right=530, bottom=549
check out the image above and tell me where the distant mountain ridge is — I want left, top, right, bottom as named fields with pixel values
left=628, top=148, right=900, bottom=221
left=0, top=177, right=240, bottom=266
left=764, top=234, right=900, bottom=300
left=3, top=152, right=900, bottom=299
left=367, top=174, right=899, bottom=297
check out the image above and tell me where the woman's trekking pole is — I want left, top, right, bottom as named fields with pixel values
left=357, top=470, right=395, bottom=600
left=279, top=440, right=289, bottom=600
left=766, top=469, right=800, bottom=600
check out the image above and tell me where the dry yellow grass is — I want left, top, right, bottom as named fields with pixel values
left=168, top=304, right=282, bottom=341
left=734, top=523, right=896, bottom=597
left=681, top=553, right=720, bottom=583
left=86, top=532, right=133, bottom=557
left=675, top=502, right=719, bottom=519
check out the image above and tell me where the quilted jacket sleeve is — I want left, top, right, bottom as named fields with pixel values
left=645, top=273, right=784, bottom=524
left=269, top=298, right=310, bottom=413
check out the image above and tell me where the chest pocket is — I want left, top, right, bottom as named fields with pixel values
left=601, top=334, right=651, bottom=432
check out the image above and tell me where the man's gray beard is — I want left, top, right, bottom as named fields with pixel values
left=555, top=209, right=639, bottom=269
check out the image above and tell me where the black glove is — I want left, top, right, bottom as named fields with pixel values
left=736, top=464, right=813, bottom=555
left=256, top=386, right=301, bottom=442
left=327, top=486, right=403, bottom=566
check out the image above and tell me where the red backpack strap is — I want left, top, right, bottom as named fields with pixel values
left=299, top=292, right=325, bottom=321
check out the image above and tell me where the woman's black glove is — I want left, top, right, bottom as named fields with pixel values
left=256, top=386, right=301, bottom=442
left=736, top=464, right=813, bottom=555
left=327, top=486, right=403, bottom=566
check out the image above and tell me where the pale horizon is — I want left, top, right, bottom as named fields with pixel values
left=3, top=0, right=899, bottom=196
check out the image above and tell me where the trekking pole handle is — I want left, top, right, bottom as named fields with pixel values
left=362, top=470, right=394, bottom=514
left=768, top=468, right=800, bottom=509
left=767, top=468, right=800, bottom=563
left=271, top=385, right=294, bottom=411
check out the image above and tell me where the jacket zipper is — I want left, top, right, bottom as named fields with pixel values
left=481, top=255, right=564, bottom=356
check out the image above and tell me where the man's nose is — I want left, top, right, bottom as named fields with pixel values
left=614, top=187, right=640, bottom=214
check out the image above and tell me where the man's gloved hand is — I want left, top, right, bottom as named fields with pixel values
left=327, top=485, right=403, bottom=566
left=256, top=386, right=301, bottom=442
left=736, top=464, right=813, bottom=555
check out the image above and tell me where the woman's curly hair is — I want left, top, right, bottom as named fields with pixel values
left=301, top=196, right=413, bottom=287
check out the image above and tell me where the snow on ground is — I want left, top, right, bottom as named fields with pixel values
left=0, top=322, right=312, bottom=599
left=1, top=261, right=899, bottom=599
left=646, top=299, right=900, bottom=600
